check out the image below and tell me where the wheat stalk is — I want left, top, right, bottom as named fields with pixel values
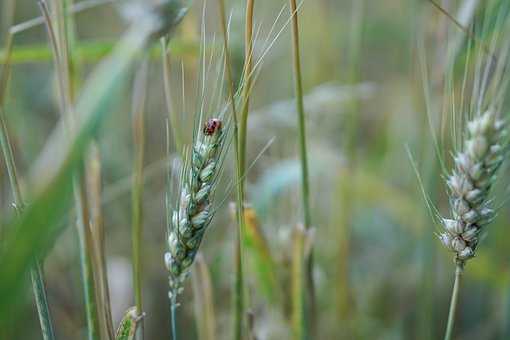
left=421, top=2, right=510, bottom=339
left=165, top=116, right=229, bottom=340
left=439, top=111, right=508, bottom=340
left=440, top=111, right=508, bottom=340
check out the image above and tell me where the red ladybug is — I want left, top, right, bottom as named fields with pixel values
left=203, top=118, right=222, bottom=136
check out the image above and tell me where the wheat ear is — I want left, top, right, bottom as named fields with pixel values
left=165, top=118, right=227, bottom=298
left=439, top=110, right=507, bottom=262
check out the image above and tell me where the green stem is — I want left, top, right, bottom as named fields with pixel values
left=233, top=235, right=244, bottom=340
left=131, top=59, right=148, bottom=340
left=334, top=1, right=364, bottom=336
left=39, top=1, right=100, bottom=338
left=238, top=0, right=255, bottom=185
left=1, top=0, right=15, bottom=45
left=291, top=226, right=306, bottom=340
left=0, top=111, right=56, bottom=340
left=289, top=0, right=311, bottom=231
left=0, top=114, right=22, bottom=207
left=31, top=261, right=57, bottom=340
left=0, top=33, right=12, bottom=107
left=233, top=1, right=255, bottom=338
left=289, top=1, right=314, bottom=337
left=217, top=0, right=242, bottom=236
left=75, top=176, right=100, bottom=340
left=88, top=145, right=115, bottom=340
left=170, top=295, right=178, bottom=340
left=444, top=262, right=464, bottom=340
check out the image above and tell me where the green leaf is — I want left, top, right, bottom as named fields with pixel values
left=0, top=19, right=155, bottom=321
left=0, top=38, right=199, bottom=65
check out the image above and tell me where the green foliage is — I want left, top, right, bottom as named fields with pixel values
left=0, top=17, right=154, bottom=322
left=0, top=39, right=199, bottom=65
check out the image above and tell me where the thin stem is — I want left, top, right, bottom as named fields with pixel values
left=233, top=234, right=244, bottom=340
left=39, top=1, right=100, bottom=338
left=0, top=114, right=22, bottom=208
left=1, top=0, right=15, bottom=46
left=335, top=2, right=364, bottom=337
left=132, top=59, right=149, bottom=340
left=291, top=226, right=306, bottom=340
left=216, top=1, right=247, bottom=340
left=0, top=111, right=56, bottom=340
left=233, top=1, right=255, bottom=339
left=0, top=32, right=13, bottom=107
left=289, top=0, right=311, bottom=230
left=31, top=261, right=57, bottom=340
left=171, top=295, right=178, bottom=340
left=289, top=1, right=315, bottom=337
left=238, top=0, right=255, bottom=182
left=87, top=145, right=115, bottom=340
left=444, top=262, right=464, bottom=340
left=75, top=176, right=101, bottom=340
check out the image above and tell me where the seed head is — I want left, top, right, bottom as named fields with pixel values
left=439, top=110, right=507, bottom=262
left=165, top=117, right=227, bottom=297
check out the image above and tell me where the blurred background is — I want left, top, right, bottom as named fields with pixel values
left=1, top=0, right=510, bottom=339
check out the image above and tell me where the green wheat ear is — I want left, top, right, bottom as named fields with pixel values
left=165, top=117, right=228, bottom=299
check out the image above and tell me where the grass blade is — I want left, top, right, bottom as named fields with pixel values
left=291, top=224, right=310, bottom=340
left=234, top=0, right=256, bottom=337
left=288, top=0, right=315, bottom=336
left=0, top=110, right=56, bottom=340
left=0, top=11, right=159, bottom=325
left=131, top=58, right=149, bottom=340
left=87, top=144, right=115, bottom=340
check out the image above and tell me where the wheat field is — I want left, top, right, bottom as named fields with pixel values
left=1, top=1, right=510, bottom=339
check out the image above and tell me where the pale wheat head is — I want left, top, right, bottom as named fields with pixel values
left=439, top=110, right=508, bottom=262
left=165, top=117, right=229, bottom=299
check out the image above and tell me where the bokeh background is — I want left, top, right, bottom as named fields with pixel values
left=1, top=0, right=510, bottom=339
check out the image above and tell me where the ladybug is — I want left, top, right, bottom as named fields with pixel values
left=203, top=118, right=222, bottom=136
